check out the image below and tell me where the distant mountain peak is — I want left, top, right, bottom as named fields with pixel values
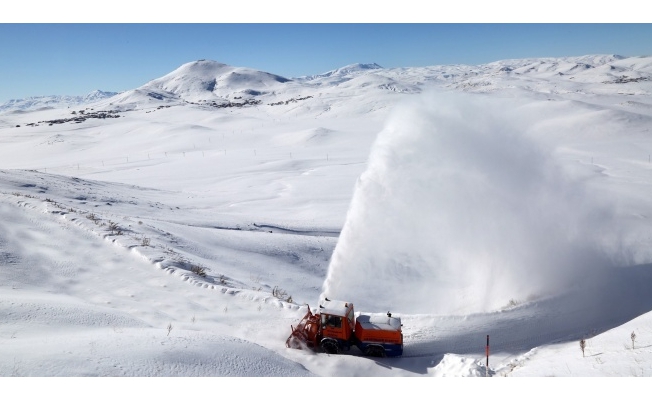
left=0, top=90, right=118, bottom=113
left=345, top=62, right=383, bottom=70
left=295, top=62, right=384, bottom=82
left=321, top=63, right=384, bottom=77
left=177, top=59, right=229, bottom=71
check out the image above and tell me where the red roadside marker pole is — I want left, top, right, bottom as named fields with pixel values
left=486, top=335, right=490, bottom=377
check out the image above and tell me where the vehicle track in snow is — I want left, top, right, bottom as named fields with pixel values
left=401, top=267, right=652, bottom=359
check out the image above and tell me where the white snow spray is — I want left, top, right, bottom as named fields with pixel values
left=321, top=92, right=624, bottom=315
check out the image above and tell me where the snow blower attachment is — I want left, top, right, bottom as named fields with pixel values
left=286, top=298, right=403, bottom=357
left=285, top=304, right=321, bottom=350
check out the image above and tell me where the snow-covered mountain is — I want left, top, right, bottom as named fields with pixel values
left=2, top=55, right=652, bottom=380
left=99, top=55, right=651, bottom=111
left=139, top=60, right=291, bottom=100
left=4, top=54, right=652, bottom=115
left=0, top=90, right=119, bottom=113
left=5, top=55, right=650, bottom=116
left=296, top=62, right=384, bottom=82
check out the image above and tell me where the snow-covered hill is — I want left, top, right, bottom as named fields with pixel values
left=2, top=55, right=652, bottom=381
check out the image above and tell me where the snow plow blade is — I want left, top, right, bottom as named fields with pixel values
left=286, top=305, right=320, bottom=350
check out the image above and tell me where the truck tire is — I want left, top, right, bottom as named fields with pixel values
left=321, top=339, right=339, bottom=354
left=364, top=345, right=386, bottom=358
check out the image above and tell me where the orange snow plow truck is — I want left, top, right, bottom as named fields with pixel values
left=286, top=298, right=403, bottom=357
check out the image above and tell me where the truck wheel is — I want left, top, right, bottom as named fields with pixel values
left=321, top=340, right=339, bottom=354
left=364, top=346, right=386, bottom=358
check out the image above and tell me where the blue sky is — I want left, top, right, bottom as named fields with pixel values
left=1, top=23, right=651, bottom=102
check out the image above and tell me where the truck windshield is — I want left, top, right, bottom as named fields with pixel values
left=322, top=315, right=342, bottom=328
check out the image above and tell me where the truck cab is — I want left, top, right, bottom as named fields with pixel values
left=318, top=299, right=355, bottom=353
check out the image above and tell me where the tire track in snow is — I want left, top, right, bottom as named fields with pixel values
left=401, top=269, right=652, bottom=359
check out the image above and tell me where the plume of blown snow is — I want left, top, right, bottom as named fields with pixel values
left=321, top=91, right=624, bottom=315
